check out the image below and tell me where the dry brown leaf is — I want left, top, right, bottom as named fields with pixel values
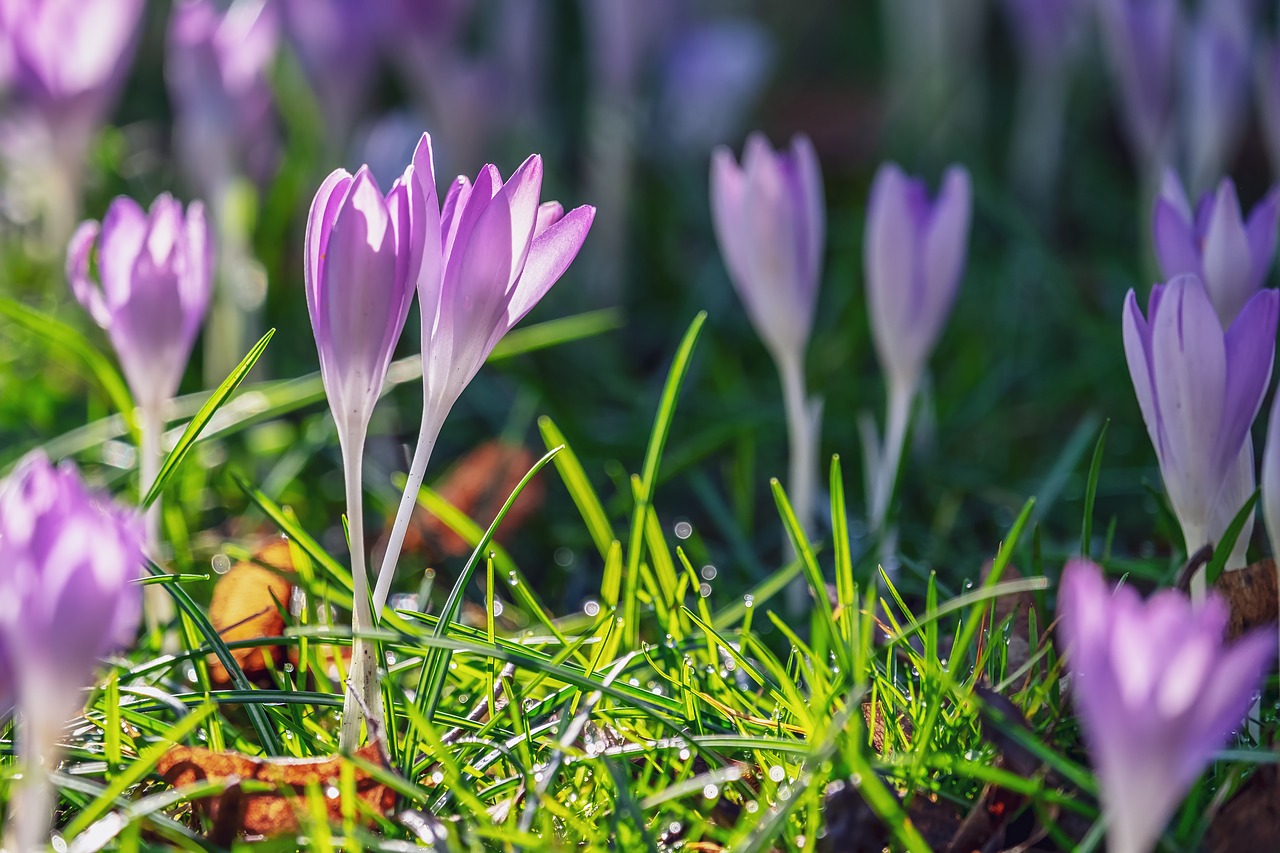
left=208, top=540, right=295, bottom=687
left=1215, top=559, right=1279, bottom=642
left=381, top=441, right=543, bottom=562
left=862, top=702, right=912, bottom=754
left=1205, top=761, right=1280, bottom=853
left=156, top=742, right=394, bottom=839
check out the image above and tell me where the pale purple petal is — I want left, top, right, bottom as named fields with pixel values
left=1201, top=180, right=1253, bottom=325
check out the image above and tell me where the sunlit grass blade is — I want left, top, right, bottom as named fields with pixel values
left=1080, top=419, right=1109, bottom=558
left=1205, top=488, right=1260, bottom=584
left=623, top=311, right=707, bottom=646
left=141, top=329, right=274, bottom=508
left=771, top=477, right=848, bottom=672
left=538, top=415, right=617, bottom=558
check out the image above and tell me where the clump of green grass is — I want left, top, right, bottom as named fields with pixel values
left=1, top=314, right=1273, bottom=853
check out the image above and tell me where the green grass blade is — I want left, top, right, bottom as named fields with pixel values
left=1080, top=419, right=1109, bottom=558
left=1205, top=488, right=1261, bottom=584
left=538, top=415, right=616, bottom=558
left=142, top=329, right=274, bottom=508
left=623, top=311, right=707, bottom=646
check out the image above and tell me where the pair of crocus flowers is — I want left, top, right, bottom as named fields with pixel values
left=304, top=133, right=594, bottom=746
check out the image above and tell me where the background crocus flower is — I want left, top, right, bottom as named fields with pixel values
left=1153, top=172, right=1280, bottom=328
left=710, top=133, right=824, bottom=554
left=0, top=452, right=145, bottom=853
left=280, top=0, right=378, bottom=147
left=1096, top=0, right=1179, bottom=169
left=863, top=163, right=971, bottom=536
left=1179, top=9, right=1251, bottom=196
left=1122, top=275, right=1278, bottom=595
left=306, top=159, right=424, bottom=748
left=1058, top=558, right=1272, bottom=853
left=1256, top=39, right=1280, bottom=181
left=67, top=195, right=213, bottom=607
left=167, top=0, right=280, bottom=202
left=0, top=0, right=144, bottom=241
left=371, top=136, right=595, bottom=614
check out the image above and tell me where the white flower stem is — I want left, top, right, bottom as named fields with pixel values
left=778, top=352, right=818, bottom=614
left=870, top=380, right=914, bottom=537
left=372, top=408, right=443, bottom=615
left=139, top=404, right=174, bottom=633
left=1183, top=522, right=1210, bottom=605
left=7, top=705, right=59, bottom=853
left=339, top=427, right=385, bottom=751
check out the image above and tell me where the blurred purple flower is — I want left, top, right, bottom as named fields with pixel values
left=1153, top=171, right=1280, bottom=327
left=1263, top=387, right=1280, bottom=557
left=167, top=0, right=280, bottom=199
left=1097, top=0, right=1179, bottom=166
left=67, top=195, right=214, bottom=411
left=864, top=163, right=972, bottom=396
left=1122, top=276, right=1278, bottom=569
left=1180, top=9, right=1251, bottom=194
left=373, top=136, right=595, bottom=611
left=0, top=0, right=142, bottom=139
left=305, top=164, right=423, bottom=449
left=711, top=133, right=824, bottom=365
left=0, top=452, right=145, bottom=716
left=1058, top=558, right=1272, bottom=853
left=656, top=20, right=774, bottom=155
left=0, top=451, right=145, bottom=850
left=280, top=0, right=378, bottom=141
left=1256, top=40, right=1280, bottom=181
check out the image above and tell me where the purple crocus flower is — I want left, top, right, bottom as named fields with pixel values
left=1058, top=558, right=1273, bottom=853
left=711, top=132, right=824, bottom=545
left=711, top=133, right=824, bottom=367
left=1180, top=10, right=1251, bottom=196
left=1153, top=171, right=1280, bottom=327
left=1096, top=0, right=1179, bottom=166
left=372, top=135, right=595, bottom=613
left=0, top=451, right=145, bottom=851
left=1002, top=0, right=1084, bottom=69
left=67, top=196, right=214, bottom=412
left=305, top=149, right=426, bottom=748
left=1257, top=40, right=1280, bottom=180
left=1122, top=276, right=1278, bottom=590
left=864, top=163, right=972, bottom=397
left=167, top=0, right=280, bottom=201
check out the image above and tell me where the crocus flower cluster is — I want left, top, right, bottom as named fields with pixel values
left=863, top=163, right=972, bottom=536
left=1058, top=558, right=1272, bottom=853
left=1122, top=276, right=1278, bottom=593
left=304, top=132, right=594, bottom=747
left=710, top=133, right=824, bottom=542
left=67, top=195, right=213, bottom=627
left=0, top=452, right=146, bottom=852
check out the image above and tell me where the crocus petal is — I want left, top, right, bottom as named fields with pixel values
left=503, top=204, right=597, bottom=335
left=920, top=166, right=972, bottom=346
left=1245, top=186, right=1280, bottom=290
left=534, top=201, right=565, bottom=237
left=97, top=196, right=149, bottom=307
left=66, top=222, right=109, bottom=327
left=1263, top=391, right=1280, bottom=557
left=1218, top=289, right=1280, bottom=470
left=1201, top=180, right=1254, bottom=324
left=1152, top=198, right=1203, bottom=282
left=304, top=169, right=355, bottom=354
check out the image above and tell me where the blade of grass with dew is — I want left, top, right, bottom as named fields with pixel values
left=142, top=329, right=274, bottom=508
left=1080, top=419, right=1109, bottom=558
left=538, top=415, right=617, bottom=559
left=623, top=311, right=706, bottom=647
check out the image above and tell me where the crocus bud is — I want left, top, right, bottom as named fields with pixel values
left=1122, top=276, right=1278, bottom=566
left=710, top=133, right=824, bottom=365
left=1153, top=171, right=1280, bottom=327
left=0, top=451, right=146, bottom=851
left=863, top=162, right=972, bottom=397
left=167, top=0, right=280, bottom=200
left=280, top=0, right=378, bottom=142
left=1002, top=0, right=1085, bottom=70
left=1058, top=558, right=1272, bottom=853
left=67, top=195, right=214, bottom=411
left=1096, top=0, right=1179, bottom=166
left=1256, top=40, right=1280, bottom=180
left=304, top=163, right=424, bottom=450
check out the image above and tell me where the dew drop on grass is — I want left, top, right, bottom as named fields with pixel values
left=678, top=748, right=691, bottom=761
left=431, top=771, right=444, bottom=784
left=491, top=600, right=504, bottom=618
left=850, top=772, right=863, bottom=788
left=554, top=548, right=574, bottom=567
left=768, top=765, right=785, bottom=782
left=743, top=594, right=754, bottom=608
left=583, top=600, right=600, bottom=617
left=745, top=801, right=759, bottom=813
left=674, top=520, right=693, bottom=539
left=508, top=571, right=519, bottom=586
left=325, top=785, right=339, bottom=799
left=283, top=663, right=295, bottom=673
left=211, top=553, right=231, bottom=574
left=796, top=835, right=806, bottom=848
left=50, top=836, right=67, bottom=853
left=699, top=583, right=711, bottom=597
left=777, top=785, right=791, bottom=801
left=700, top=565, right=717, bottom=580
left=702, top=784, right=718, bottom=799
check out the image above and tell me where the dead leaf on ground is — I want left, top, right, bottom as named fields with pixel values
left=1215, top=559, right=1279, bottom=642
left=1205, top=760, right=1280, bottom=853
left=156, top=742, right=394, bottom=841
left=862, top=702, right=913, bottom=754
left=378, top=441, right=543, bottom=563
left=208, top=539, right=295, bottom=687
